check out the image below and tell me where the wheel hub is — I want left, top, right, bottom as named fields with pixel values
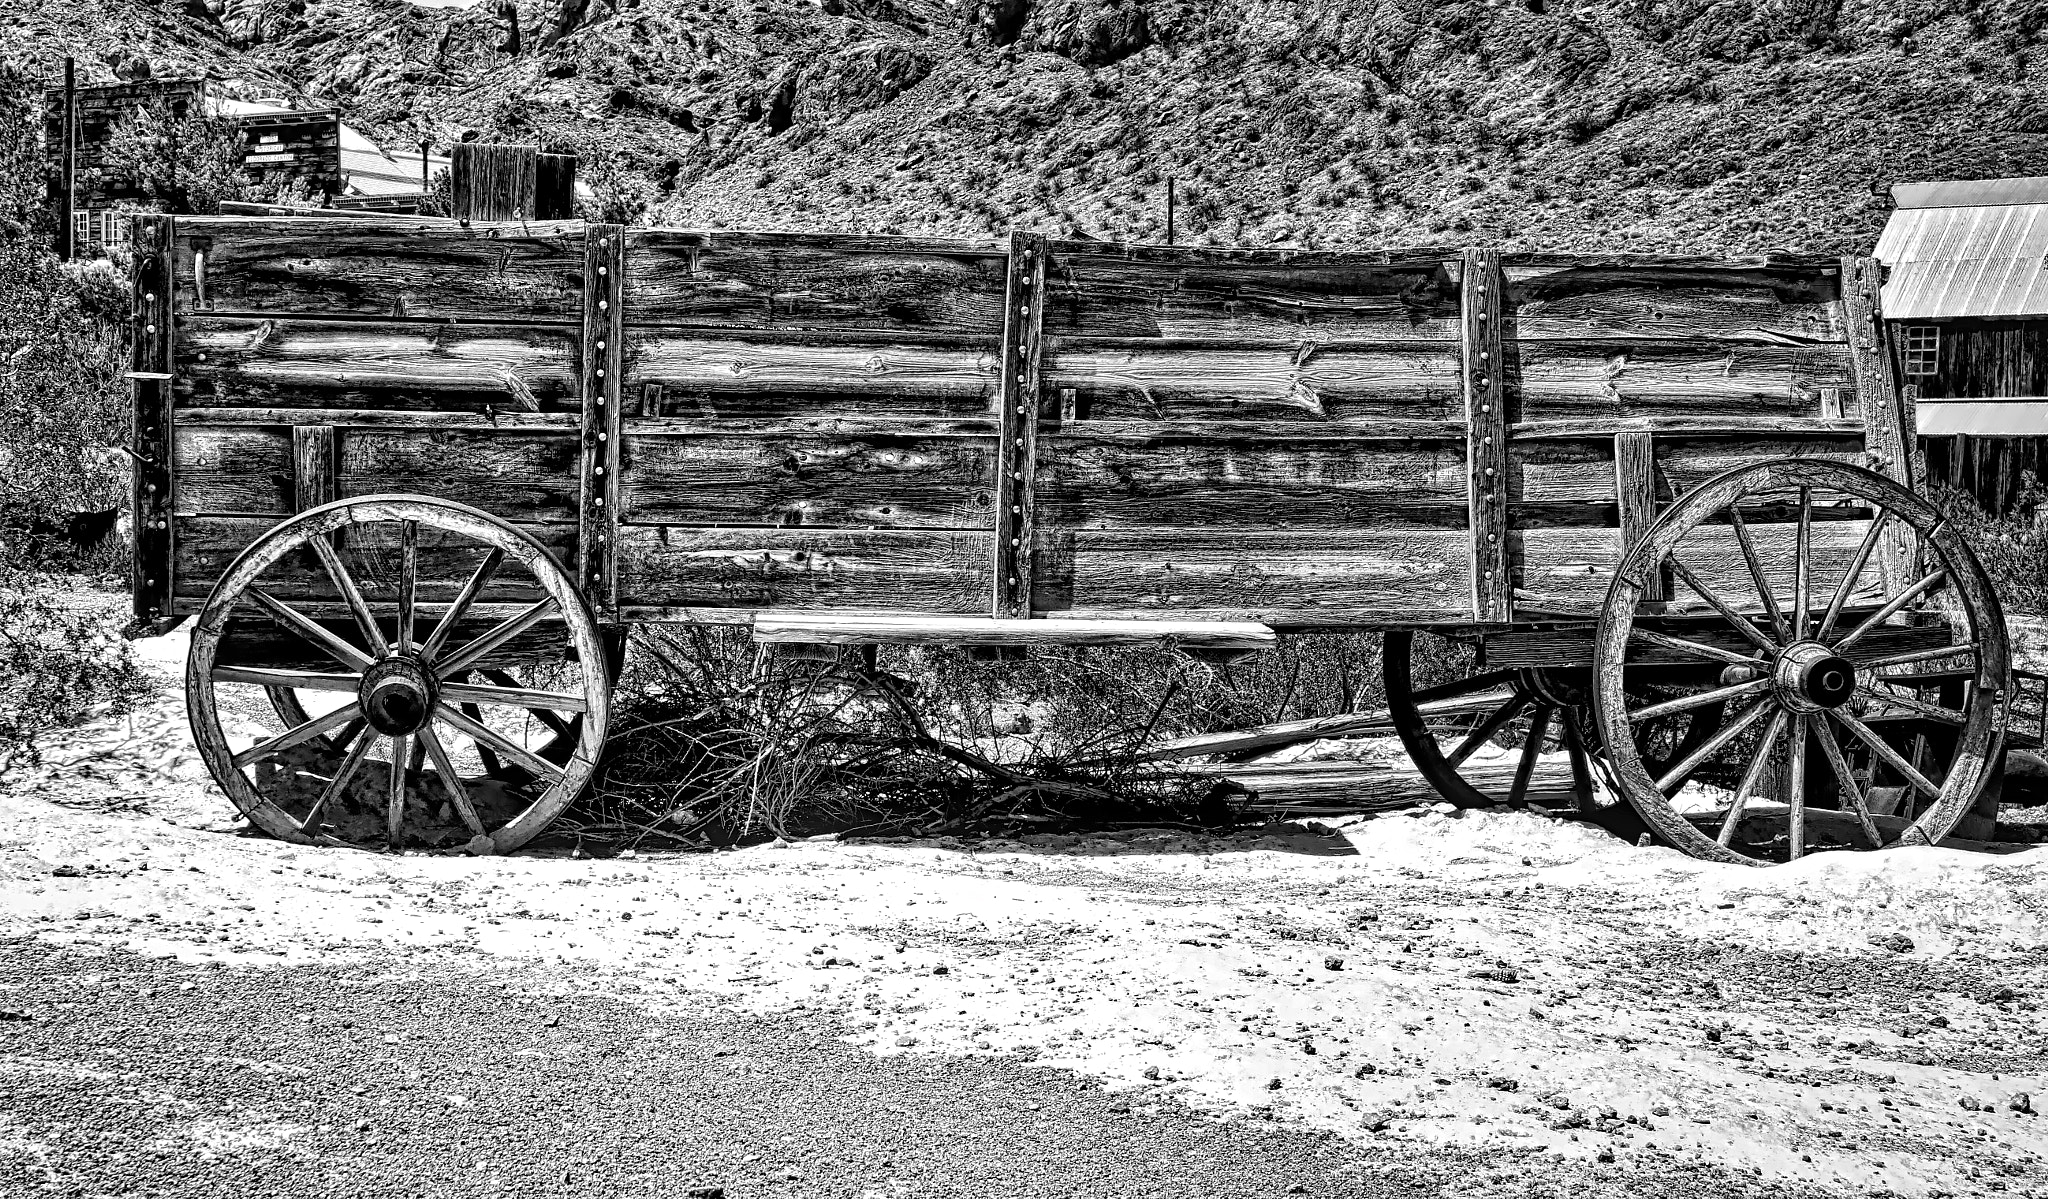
left=1772, top=641, right=1856, bottom=712
left=359, top=656, right=438, bottom=736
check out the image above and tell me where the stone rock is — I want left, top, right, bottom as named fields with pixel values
left=1324, top=955, right=1344, bottom=971
left=1870, top=932, right=1915, bottom=954
left=2012, top=1093, right=2033, bottom=1114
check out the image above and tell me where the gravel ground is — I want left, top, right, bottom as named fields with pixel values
left=0, top=941, right=1840, bottom=1199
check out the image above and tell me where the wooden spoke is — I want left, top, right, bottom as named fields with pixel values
left=299, top=723, right=379, bottom=837
left=1856, top=682, right=1969, bottom=728
left=244, top=586, right=374, bottom=673
left=419, top=547, right=506, bottom=661
left=1666, top=558, right=1779, bottom=653
left=1409, top=669, right=1522, bottom=706
left=1653, top=697, right=1775, bottom=794
left=1717, top=709, right=1786, bottom=846
left=1446, top=692, right=1531, bottom=768
left=1509, top=705, right=1555, bottom=807
left=1862, top=641, right=1977, bottom=671
left=417, top=723, right=486, bottom=837
left=439, top=680, right=589, bottom=715
left=232, top=702, right=363, bottom=769
left=1833, top=570, right=1950, bottom=654
left=211, top=666, right=359, bottom=693
left=396, top=519, right=418, bottom=653
left=1628, top=627, right=1768, bottom=669
left=1559, top=707, right=1600, bottom=813
left=435, top=703, right=568, bottom=782
left=385, top=733, right=411, bottom=842
left=435, top=597, right=558, bottom=678
left=1728, top=506, right=1791, bottom=643
left=1785, top=714, right=1809, bottom=859
left=1832, top=710, right=1944, bottom=800
left=1628, top=678, right=1768, bottom=725
left=1812, top=716, right=1883, bottom=848
left=1793, top=486, right=1813, bottom=642
left=1816, top=512, right=1890, bottom=643
left=307, top=534, right=385, bottom=656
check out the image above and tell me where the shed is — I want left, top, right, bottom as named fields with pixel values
left=1875, top=176, right=2048, bottom=510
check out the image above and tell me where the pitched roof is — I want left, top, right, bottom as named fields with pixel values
left=1876, top=188, right=2048, bottom=320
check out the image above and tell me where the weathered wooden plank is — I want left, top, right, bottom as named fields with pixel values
left=1038, top=528, right=1472, bottom=624
left=1040, top=244, right=1462, bottom=340
left=173, top=427, right=585, bottom=521
left=617, top=433, right=998, bottom=528
left=291, top=425, right=336, bottom=513
left=1504, top=260, right=1842, bottom=342
left=614, top=526, right=993, bottom=612
left=751, top=613, right=1275, bottom=650
left=171, top=426, right=294, bottom=516
left=1511, top=416, right=1864, bottom=440
left=1613, top=431, right=1663, bottom=602
left=624, top=331, right=1001, bottom=419
left=1041, top=341, right=1462, bottom=422
left=623, top=230, right=1010, bottom=332
left=173, top=515, right=573, bottom=603
left=1511, top=340, right=1858, bottom=422
left=173, top=217, right=585, bottom=321
left=1509, top=435, right=1867, bottom=514
left=174, top=318, right=581, bottom=412
left=1512, top=520, right=1883, bottom=617
left=204, top=611, right=571, bottom=670
left=995, top=231, right=1048, bottom=618
left=581, top=223, right=626, bottom=617
left=132, top=214, right=176, bottom=625
left=1465, top=248, right=1509, bottom=623
left=1036, top=436, right=1468, bottom=529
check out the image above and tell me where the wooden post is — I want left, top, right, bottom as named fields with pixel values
left=291, top=425, right=338, bottom=513
left=1166, top=178, right=1175, bottom=246
left=993, top=230, right=1047, bottom=619
left=130, top=214, right=176, bottom=625
left=1841, top=255, right=1916, bottom=590
left=578, top=223, right=625, bottom=619
left=57, top=58, right=74, bottom=260
left=1461, top=247, right=1510, bottom=624
left=1614, top=431, right=1664, bottom=602
left=452, top=143, right=539, bottom=222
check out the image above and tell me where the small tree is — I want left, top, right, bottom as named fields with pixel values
left=91, top=96, right=266, bottom=216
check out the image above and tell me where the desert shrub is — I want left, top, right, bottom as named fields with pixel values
left=568, top=625, right=1395, bottom=851
left=0, top=59, right=149, bottom=765
left=1935, top=479, right=2048, bottom=617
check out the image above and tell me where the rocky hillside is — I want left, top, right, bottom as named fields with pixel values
left=7, top=0, right=2048, bottom=253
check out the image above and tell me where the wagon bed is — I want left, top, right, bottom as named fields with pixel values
left=130, top=215, right=2006, bottom=866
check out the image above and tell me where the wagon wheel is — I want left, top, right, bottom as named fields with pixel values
left=1383, top=629, right=1604, bottom=812
left=1592, top=459, right=2009, bottom=866
left=265, top=628, right=628, bottom=767
left=186, top=495, right=611, bottom=855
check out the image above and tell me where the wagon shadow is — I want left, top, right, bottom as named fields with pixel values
left=842, top=822, right=1365, bottom=859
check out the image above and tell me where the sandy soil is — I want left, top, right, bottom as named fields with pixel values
left=3, top=633, right=2047, bottom=1197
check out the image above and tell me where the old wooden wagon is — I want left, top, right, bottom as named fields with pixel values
left=126, top=214, right=2011, bottom=866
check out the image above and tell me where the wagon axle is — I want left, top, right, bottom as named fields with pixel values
left=360, top=657, right=439, bottom=737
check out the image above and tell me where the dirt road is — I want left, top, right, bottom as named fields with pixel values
left=0, top=940, right=1848, bottom=1199
left=5, top=641, right=2048, bottom=1196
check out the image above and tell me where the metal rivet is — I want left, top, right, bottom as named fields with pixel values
left=146, top=324, right=156, bottom=334
left=1019, top=305, right=1029, bottom=316
left=597, top=340, right=606, bottom=351
left=599, top=300, right=609, bottom=312
left=1009, top=577, right=1019, bottom=586
left=1012, top=505, right=1021, bottom=514
left=1481, top=404, right=1492, bottom=414
left=145, top=292, right=155, bottom=302
left=598, top=432, right=607, bottom=442
left=597, top=368, right=605, bottom=379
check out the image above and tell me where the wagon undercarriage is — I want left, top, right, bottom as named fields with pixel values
left=127, top=215, right=2010, bottom=865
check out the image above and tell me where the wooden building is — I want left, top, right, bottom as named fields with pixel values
left=1876, top=176, right=2048, bottom=512
left=44, top=77, right=443, bottom=253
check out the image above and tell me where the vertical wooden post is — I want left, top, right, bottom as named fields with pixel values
left=1841, top=255, right=1916, bottom=591
left=1165, top=178, right=1176, bottom=246
left=579, top=223, right=625, bottom=620
left=993, top=230, right=1047, bottom=619
left=57, top=58, right=74, bottom=260
left=130, top=214, right=176, bottom=626
left=1614, top=431, right=1664, bottom=602
left=291, top=426, right=337, bottom=513
left=1461, top=248, right=1510, bottom=624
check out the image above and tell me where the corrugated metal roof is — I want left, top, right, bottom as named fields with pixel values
left=1892, top=177, right=2048, bottom=209
left=1919, top=398, right=2048, bottom=436
left=1876, top=201, right=2048, bottom=319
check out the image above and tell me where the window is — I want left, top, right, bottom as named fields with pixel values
left=70, top=210, right=89, bottom=252
left=1904, top=325, right=1941, bottom=377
